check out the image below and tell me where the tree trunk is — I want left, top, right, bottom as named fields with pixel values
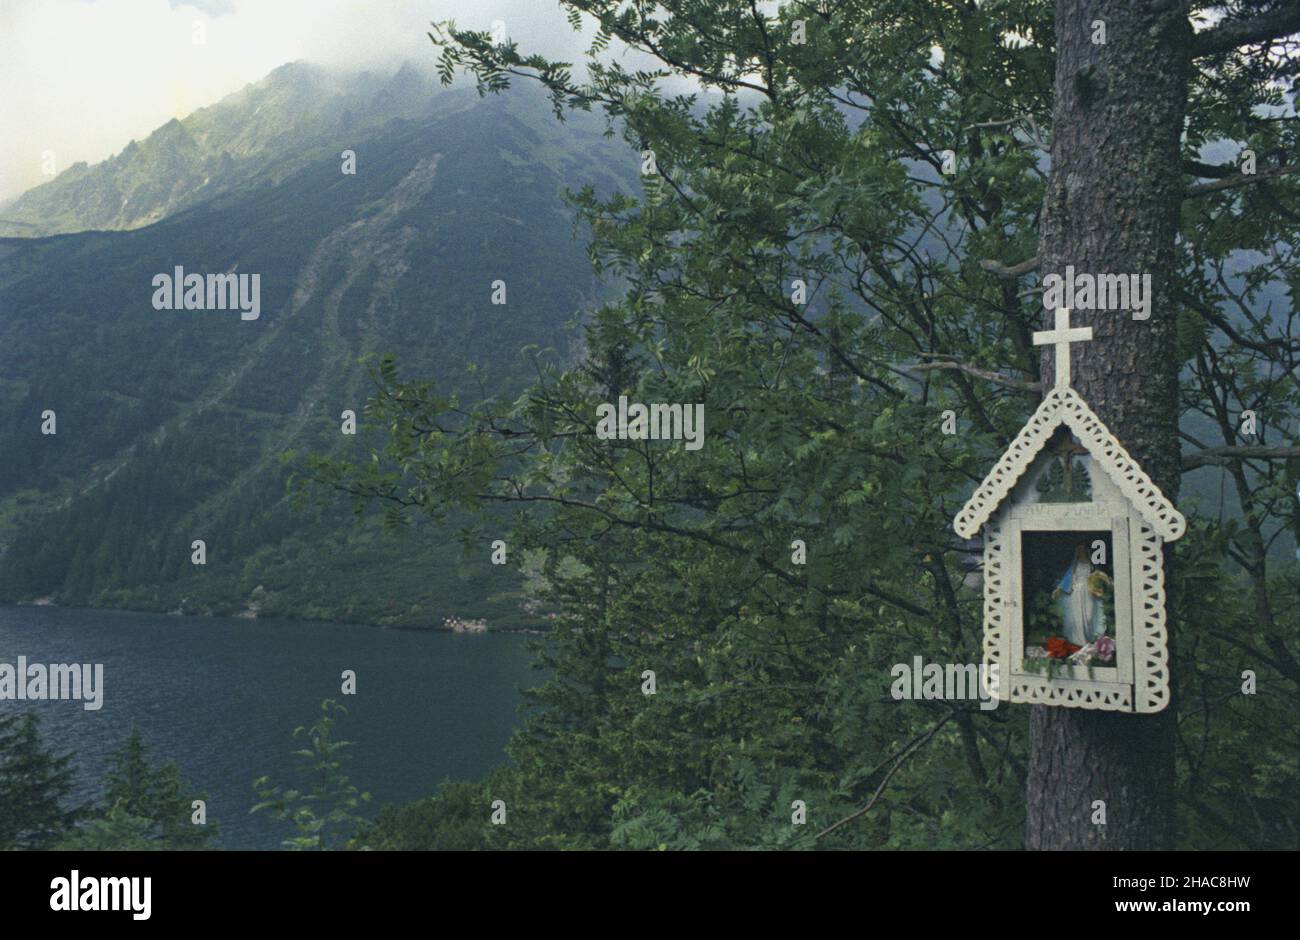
left=1027, top=0, right=1192, bottom=850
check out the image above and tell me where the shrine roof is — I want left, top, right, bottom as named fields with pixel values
left=953, top=387, right=1186, bottom=541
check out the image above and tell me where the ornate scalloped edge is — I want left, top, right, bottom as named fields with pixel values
left=955, top=393, right=1061, bottom=539
left=1132, top=521, right=1170, bottom=713
left=955, top=388, right=1185, bottom=543
left=980, top=519, right=1010, bottom=700
left=979, top=517, right=1171, bottom=714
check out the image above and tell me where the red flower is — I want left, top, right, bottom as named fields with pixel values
left=1044, top=636, right=1081, bottom=659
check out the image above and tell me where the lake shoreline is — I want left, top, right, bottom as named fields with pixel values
left=10, top=597, right=550, bottom=637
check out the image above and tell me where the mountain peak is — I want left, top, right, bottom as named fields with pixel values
left=0, top=62, right=441, bottom=238
left=369, top=60, right=433, bottom=112
left=154, top=117, right=187, bottom=136
left=267, top=59, right=324, bottom=82
left=390, top=60, right=423, bottom=82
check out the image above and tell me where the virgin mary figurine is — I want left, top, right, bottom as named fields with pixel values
left=1052, top=544, right=1109, bottom=646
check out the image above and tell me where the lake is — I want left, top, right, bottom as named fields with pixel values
left=0, top=605, right=539, bottom=849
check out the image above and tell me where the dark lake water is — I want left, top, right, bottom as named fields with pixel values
left=0, top=605, right=539, bottom=849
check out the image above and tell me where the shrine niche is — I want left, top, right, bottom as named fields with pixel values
left=953, top=308, right=1185, bottom=713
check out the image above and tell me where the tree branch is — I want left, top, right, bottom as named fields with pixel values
left=1177, top=287, right=1300, bottom=355
left=1182, top=445, right=1300, bottom=471
left=980, top=255, right=1040, bottom=277
left=1185, top=162, right=1300, bottom=197
left=1184, top=159, right=1241, bottom=179
left=815, top=712, right=955, bottom=841
left=906, top=358, right=1042, bottom=393
left=1191, top=8, right=1300, bottom=58
left=1208, top=631, right=1300, bottom=686
left=983, top=163, right=1299, bottom=278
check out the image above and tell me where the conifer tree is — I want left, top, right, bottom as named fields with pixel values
left=0, top=711, right=80, bottom=849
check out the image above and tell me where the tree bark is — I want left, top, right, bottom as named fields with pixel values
left=1027, top=0, right=1192, bottom=850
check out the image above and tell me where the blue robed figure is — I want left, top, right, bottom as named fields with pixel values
left=1052, top=544, right=1107, bottom=646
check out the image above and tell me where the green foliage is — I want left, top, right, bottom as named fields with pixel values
left=0, top=711, right=81, bottom=849
left=0, top=717, right=214, bottom=851
left=1024, top=588, right=1059, bottom=648
left=90, top=727, right=214, bottom=849
left=329, top=0, right=1297, bottom=850
left=357, top=779, right=506, bottom=850
left=54, top=807, right=167, bottom=852
left=252, top=700, right=372, bottom=850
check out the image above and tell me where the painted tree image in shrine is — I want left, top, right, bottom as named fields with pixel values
left=1034, top=435, right=1093, bottom=503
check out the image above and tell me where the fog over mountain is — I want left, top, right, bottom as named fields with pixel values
left=0, top=0, right=614, bottom=204
left=4, top=61, right=470, bottom=237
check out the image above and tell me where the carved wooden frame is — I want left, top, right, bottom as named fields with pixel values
left=981, top=510, right=1170, bottom=713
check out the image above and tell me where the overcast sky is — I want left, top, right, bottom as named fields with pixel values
left=0, top=0, right=605, bottom=204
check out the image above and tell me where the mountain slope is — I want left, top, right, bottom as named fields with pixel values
left=0, top=66, right=632, bottom=627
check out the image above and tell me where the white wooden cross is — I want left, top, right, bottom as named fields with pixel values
left=1033, top=307, right=1092, bottom=390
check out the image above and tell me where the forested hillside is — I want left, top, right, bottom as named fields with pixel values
left=0, top=66, right=630, bottom=628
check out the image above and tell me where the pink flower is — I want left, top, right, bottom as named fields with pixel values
left=1095, top=636, right=1116, bottom=664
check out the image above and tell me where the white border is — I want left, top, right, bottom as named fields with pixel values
left=981, top=512, right=1170, bottom=713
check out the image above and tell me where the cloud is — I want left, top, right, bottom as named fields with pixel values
left=0, top=0, right=598, bottom=203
